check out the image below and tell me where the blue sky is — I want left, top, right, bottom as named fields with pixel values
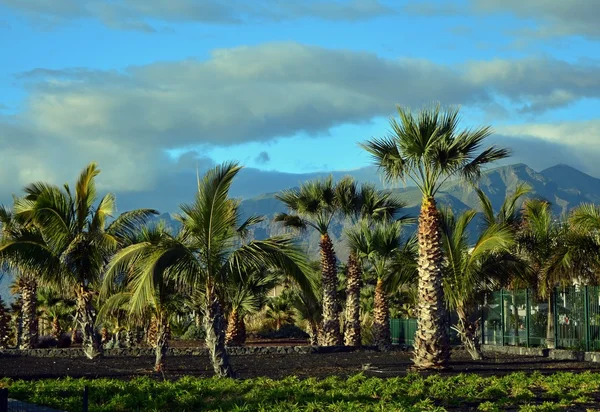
left=0, top=0, right=599, bottom=202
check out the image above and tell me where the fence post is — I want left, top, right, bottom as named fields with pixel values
left=481, top=293, right=486, bottom=345
left=83, top=385, right=89, bottom=412
left=500, top=288, right=505, bottom=346
left=0, top=388, right=8, bottom=412
left=585, top=285, right=591, bottom=352
left=554, top=288, right=559, bottom=349
left=525, top=288, right=530, bottom=348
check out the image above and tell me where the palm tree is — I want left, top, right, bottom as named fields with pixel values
left=339, top=181, right=409, bottom=347
left=517, top=199, right=572, bottom=348
left=0, top=203, right=51, bottom=349
left=361, top=104, right=509, bottom=369
left=265, top=296, right=295, bottom=331
left=475, top=184, right=532, bottom=341
left=104, top=162, right=312, bottom=377
left=291, top=286, right=322, bottom=345
left=224, top=267, right=280, bottom=346
left=275, top=177, right=345, bottom=346
left=11, top=163, right=158, bottom=358
left=346, top=220, right=411, bottom=346
left=101, top=223, right=184, bottom=371
left=0, top=295, right=11, bottom=348
left=439, top=208, right=519, bottom=359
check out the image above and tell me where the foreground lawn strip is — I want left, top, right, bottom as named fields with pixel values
left=2, top=372, right=600, bottom=411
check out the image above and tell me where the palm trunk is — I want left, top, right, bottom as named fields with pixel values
left=154, top=312, right=169, bottom=372
left=412, top=197, right=449, bottom=370
left=203, top=291, right=235, bottom=378
left=51, top=318, right=61, bottom=340
left=320, top=233, right=342, bottom=346
left=546, top=292, right=556, bottom=349
left=307, top=320, right=319, bottom=346
left=225, top=309, right=246, bottom=346
left=76, top=287, right=102, bottom=359
left=19, top=278, right=38, bottom=349
left=373, top=278, right=391, bottom=347
left=0, top=298, right=10, bottom=348
left=455, top=304, right=483, bottom=360
left=344, top=251, right=362, bottom=347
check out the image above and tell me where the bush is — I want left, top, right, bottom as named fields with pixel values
left=57, top=334, right=71, bottom=348
left=181, top=324, right=205, bottom=341
left=35, top=336, right=58, bottom=348
left=257, top=324, right=308, bottom=339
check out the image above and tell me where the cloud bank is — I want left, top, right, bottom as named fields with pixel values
left=0, top=0, right=393, bottom=31
left=1, top=42, right=600, bottom=209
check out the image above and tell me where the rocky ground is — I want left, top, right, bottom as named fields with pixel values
left=2, top=348, right=600, bottom=380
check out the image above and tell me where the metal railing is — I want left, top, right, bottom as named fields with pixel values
left=482, top=286, right=600, bottom=351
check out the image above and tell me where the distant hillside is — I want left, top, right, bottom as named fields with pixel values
left=4, top=162, right=600, bottom=302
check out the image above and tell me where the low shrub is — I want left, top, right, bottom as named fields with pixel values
left=3, top=371, right=600, bottom=411
left=35, top=335, right=58, bottom=348
left=180, top=324, right=205, bottom=341
left=257, top=324, right=308, bottom=339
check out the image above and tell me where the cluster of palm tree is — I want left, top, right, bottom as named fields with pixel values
left=2, top=104, right=600, bottom=375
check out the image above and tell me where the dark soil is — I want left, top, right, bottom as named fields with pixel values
left=2, top=349, right=600, bottom=381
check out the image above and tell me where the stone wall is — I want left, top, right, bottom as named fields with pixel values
left=0, top=345, right=384, bottom=358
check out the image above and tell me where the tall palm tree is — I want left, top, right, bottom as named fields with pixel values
left=440, top=208, right=519, bottom=359
left=11, top=163, right=158, bottom=358
left=105, top=162, right=312, bottom=377
left=339, top=181, right=409, bottom=347
left=361, top=104, right=509, bottom=369
left=275, top=177, right=344, bottom=346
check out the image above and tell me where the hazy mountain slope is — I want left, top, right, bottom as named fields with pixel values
left=4, top=163, right=600, bottom=302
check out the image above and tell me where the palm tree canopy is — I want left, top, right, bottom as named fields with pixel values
left=345, top=219, right=406, bottom=279
left=274, top=176, right=338, bottom=235
left=440, top=208, right=517, bottom=309
left=475, top=183, right=531, bottom=229
left=8, top=163, right=158, bottom=291
left=104, top=162, right=315, bottom=312
left=360, top=105, right=509, bottom=197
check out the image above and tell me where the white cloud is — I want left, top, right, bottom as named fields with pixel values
left=0, top=0, right=393, bottom=31
left=405, top=0, right=600, bottom=39
left=1, top=42, right=600, bottom=203
left=495, top=120, right=600, bottom=175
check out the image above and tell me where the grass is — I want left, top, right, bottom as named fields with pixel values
left=2, top=371, right=600, bottom=411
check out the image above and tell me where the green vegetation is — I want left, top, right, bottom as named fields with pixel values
left=3, top=372, right=600, bottom=411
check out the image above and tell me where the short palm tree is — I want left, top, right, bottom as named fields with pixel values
left=346, top=220, right=410, bottom=346
left=291, top=286, right=322, bottom=345
left=275, top=177, right=345, bottom=346
left=339, top=181, right=409, bottom=346
left=440, top=208, right=519, bottom=359
left=224, top=267, right=280, bottom=346
left=0, top=202, right=52, bottom=348
left=101, top=223, right=184, bottom=371
left=361, top=104, right=509, bottom=369
left=517, top=199, right=573, bottom=348
left=11, top=163, right=158, bottom=358
left=104, top=162, right=312, bottom=377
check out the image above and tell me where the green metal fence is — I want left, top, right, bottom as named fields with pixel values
left=390, top=318, right=417, bottom=345
left=482, top=286, right=600, bottom=351
left=389, top=317, right=460, bottom=346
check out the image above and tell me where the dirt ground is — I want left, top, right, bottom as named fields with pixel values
left=2, top=349, right=600, bottom=381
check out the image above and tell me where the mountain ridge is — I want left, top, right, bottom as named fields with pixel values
left=2, top=162, right=599, bottom=301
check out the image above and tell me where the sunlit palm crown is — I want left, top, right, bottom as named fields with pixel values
left=360, top=105, right=510, bottom=196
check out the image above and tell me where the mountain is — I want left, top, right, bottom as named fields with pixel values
left=3, top=163, right=600, bottom=302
